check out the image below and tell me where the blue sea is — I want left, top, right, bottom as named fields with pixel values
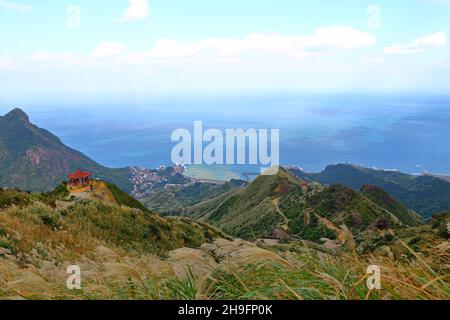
left=3, top=94, right=450, bottom=180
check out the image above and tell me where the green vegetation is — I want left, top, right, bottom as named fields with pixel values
left=0, top=181, right=448, bottom=300
left=360, top=184, right=422, bottom=226
left=0, top=196, right=223, bottom=258
left=430, top=212, right=450, bottom=239
left=189, top=168, right=422, bottom=242
left=0, top=108, right=132, bottom=193
left=141, top=180, right=245, bottom=216
left=0, top=188, right=56, bottom=209
left=290, top=164, right=450, bottom=218
left=105, top=182, right=149, bottom=212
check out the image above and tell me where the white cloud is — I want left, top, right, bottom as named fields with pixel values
left=298, top=26, right=376, bottom=50
left=360, top=53, right=385, bottom=64
left=92, top=42, right=127, bottom=60
left=1, top=27, right=379, bottom=91
left=0, top=57, right=19, bottom=70
left=6, top=27, right=375, bottom=71
left=29, top=52, right=50, bottom=62
left=25, top=52, right=82, bottom=68
left=11, top=27, right=373, bottom=74
left=0, top=1, right=32, bottom=12
left=119, top=0, right=149, bottom=22
left=127, top=27, right=375, bottom=62
left=59, top=53, right=82, bottom=65
left=413, top=32, right=447, bottom=47
left=384, top=32, right=447, bottom=55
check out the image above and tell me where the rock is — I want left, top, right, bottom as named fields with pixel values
left=0, top=247, right=12, bottom=255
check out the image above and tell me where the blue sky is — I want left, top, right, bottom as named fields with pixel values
left=1, top=0, right=450, bottom=102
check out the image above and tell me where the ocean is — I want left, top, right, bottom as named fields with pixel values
left=5, top=93, right=450, bottom=180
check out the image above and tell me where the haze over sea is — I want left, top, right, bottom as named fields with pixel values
left=4, top=94, right=450, bottom=180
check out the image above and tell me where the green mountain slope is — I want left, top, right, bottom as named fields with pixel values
left=359, top=184, right=422, bottom=226
left=0, top=108, right=132, bottom=192
left=0, top=182, right=447, bottom=300
left=0, top=183, right=225, bottom=256
left=141, top=179, right=247, bottom=215
left=191, top=167, right=422, bottom=241
left=51, top=180, right=148, bottom=212
left=290, top=164, right=450, bottom=218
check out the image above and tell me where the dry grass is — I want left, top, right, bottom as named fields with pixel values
left=1, top=235, right=448, bottom=300
left=0, top=200, right=448, bottom=300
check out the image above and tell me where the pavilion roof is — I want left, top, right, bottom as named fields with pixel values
left=68, top=169, right=92, bottom=180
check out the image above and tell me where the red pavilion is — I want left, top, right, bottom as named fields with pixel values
left=68, top=169, right=92, bottom=188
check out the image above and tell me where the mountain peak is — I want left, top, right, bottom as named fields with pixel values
left=324, top=163, right=363, bottom=171
left=4, top=108, right=30, bottom=123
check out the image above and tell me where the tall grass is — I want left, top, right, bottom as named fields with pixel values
left=1, top=237, right=447, bottom=300
left=0, top=201, right=448, bottom=300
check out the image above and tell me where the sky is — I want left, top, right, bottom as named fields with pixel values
left=1, top=0, right=450, bottom=102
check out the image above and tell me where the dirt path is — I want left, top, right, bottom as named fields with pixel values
left=272, top=198, right=289, bottom=231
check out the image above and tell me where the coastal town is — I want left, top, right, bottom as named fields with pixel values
left=129, top=164, right=188, bottom=198
left=129, top=164, right=244, bottom=200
